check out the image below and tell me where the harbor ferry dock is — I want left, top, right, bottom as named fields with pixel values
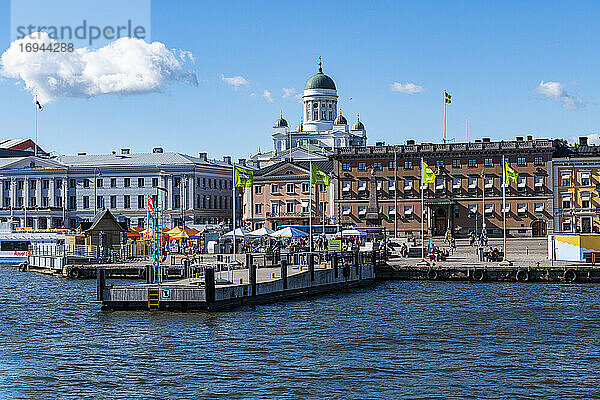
left=98, top=252, right=375, bottom=311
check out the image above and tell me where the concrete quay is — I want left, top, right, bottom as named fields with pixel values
left=379, top=237, right=598, bottom=283
left=99, top=253, right=375, bottom=311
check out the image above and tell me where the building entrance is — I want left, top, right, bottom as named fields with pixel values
left=434, top=208, right=447, bottom=236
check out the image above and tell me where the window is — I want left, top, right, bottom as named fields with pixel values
left=3, top=197, right=8, bottom=207
left=342, top=162, right=351, bottom=171
left=404, top=178, right=413, bottom=191
left=83, top=179, right=90, bottom=188
left=388, top=161, right=395, bottom=170
left=56, top=179, right=62, bottom=189
left=435, top=177, right=444, bottom=191
left=358, top=180, right=368, bottom=192
left=152, top=178, right=159, bottom=187
left=581, top=172, right=591, bottom=186
left=30, top=180, right=36, bottom=189
left=42, top=197, right=48, bottom=207
left=271, top=202, right=280, bottom=215
left=18, top=181, right=24, bottom=190
left=301, top=200, right=309, bottom=213
left=342, top=180, right=351, bottom=193
left=286, top=183, right=295, bottom=194
left=358, top=162, right=366, bottom=171
left=404, top=161, right=413, bottom=169
left=3, top=181, right=8, bottom=191
left=173, top=177, right=181, bottom=187
left=535, top=203, right=545, bottom=212
left=138, top=178, right=144, bottom=187
left=484, top=158, right=493, bottom=167
left=562, top=196, right=571, bottom=209
left=534, top=175, right=544, bottom=190
left=485, top=203, right=494, bottom=214
left=373, top=162, right=382, bottom=171
left=173, top=195, right=180, bottom=209
left=319, top=184, right=326, bottom=193
left=581, top=193, right=591, bottom=209
left=436, top=160, right=444, bottom=168
left=517, top=175, right=526, bottom=190
left=452, top=159, right=461, bottom=168
left=517, top=203, right=527, bottom=215
left=111, top=178, right=117, bottom=188
left=138, top=195, right=144, bottom=209
left=469, top=205, right=478, bottom=215
left=29, top=197, right=35, bottom=207
left=124, top=195, right=131, bottom=209
left=388, top=205, right=396, bottom=216
left=56, top=197, right=62, bottom=207
left=468, top=177, right=478, bottom=190
left=342, top=206, right=351, bottom=216
left=110, top=196, right=116, bottom=209
left=42, top=180, right=49, bottom=189
left=255, top=185, right=262, bottom=194
left=96, top=178, right=103, bottom=188
left=404, top=205, right=413, bottom=217
left=468, top=159, right=477, bottom=168
left=95, top=196, right=103, bottom=209
left=286, top=201, right=294, bottom=213
left=563, top=219, right=572, bottom=232
left=561, top=173, right=571, bottom=187
left=484, top=176, right=493, bottom=189
left=534, top=156, right=543, bottom=166
left=517, top=157, right=526, bottom=166
left=69, top=196, right=76, bottom=210
left=271, top=184, right=279, bottom=193
left=389, top=179, right=396, bottom=192
left=83, top=196, right=89, bottom=209
left=255, top=203, right=263, bottom=214
left=124, top=178, right=131, bottom=188
left=301, top=183, right=309, bottom=193
left=17, top=197, right=23, bottom=207
left=358, top=206, right=367, bottom=217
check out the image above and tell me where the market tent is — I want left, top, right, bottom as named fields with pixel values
left=247, top=227, right=275, bottom=237
left=271, top=227, right=309, bottom=238
left=222, top=228, right=250, bottom=237
left=172, top=228, right=201, bottom=241
left=342, top=229, right=367, bottom=237
left=140, top=227, right=169, bottom=240
left=127, top=228, right=141, bottom=240
left=166, top=226, right=183, bottom=236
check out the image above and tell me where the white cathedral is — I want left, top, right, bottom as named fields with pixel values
left=251, top=58, right=367, bottom=166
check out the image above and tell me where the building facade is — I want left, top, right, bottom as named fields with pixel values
left=242, top=160, right=334, bottom=230
left=331, top=137, right=554, bottom=237
left=552, top=137, right=600, bottom=234
left=0, top=149, right=234, bottom=229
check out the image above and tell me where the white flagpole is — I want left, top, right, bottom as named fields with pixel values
left=232, top=165, right=236, bottom=257
left=309, top=161, right=313, bottom=252
left=502, top=155, right=507, bottom=261
left=443, top=92, right=447, bottom=144
left=34, top=95, right=38, bottom=158
left=421, top=157, right=425, bottom=260
left=482, top=168, right=486, bottom=236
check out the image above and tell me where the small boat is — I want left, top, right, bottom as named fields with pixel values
left=0, top=223, right=65, bottom=264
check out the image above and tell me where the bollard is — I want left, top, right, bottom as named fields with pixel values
left=248, top=254, right=256, bottom=296
left=182, top=259, right=190, bottom=278
left=281, top=259, right=288, bottom=290
left=333, top=253, right=339, bottom=278
left=96, top=268, right=106, bottom=301
left=205, top=268, right=215, bottom=303
left=308, top=253, right=315, bottom=282
left=354, top=250, right=359, bottom=276
left=145, top=265, right=152, bottom=284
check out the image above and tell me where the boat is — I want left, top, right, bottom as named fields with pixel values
left=0, top=222, right=65, bottom=264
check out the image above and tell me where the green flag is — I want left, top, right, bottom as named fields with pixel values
left=422, top=161, right=435, bottom=183
left=310, top=163, right=330, bottom=185
left=234, top=166, right=253, bottom=187
left=504, top=161, right=517, bottom=183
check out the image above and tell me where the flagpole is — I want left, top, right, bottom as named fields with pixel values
left=394, top=146, right=398, bottom=238
left=502, top=155, right=507, bottom=261
left=34, top=95, right=38, bottom=157
left=443, top=91, right=447, bottom=144
left=421, top=157, right=425, bottom=260
left=309, top=160, right=313, bottom=252
left=482, top=168, right=486, bottom=237
left=232, top=165, right=236, bottom=257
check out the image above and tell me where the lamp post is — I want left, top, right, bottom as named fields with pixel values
left=155, top=186, right=168, bottom=283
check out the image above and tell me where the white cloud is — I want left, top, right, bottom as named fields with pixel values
left=249, top=92, right=256, bottom=97
left=282, top=87, right=296, bottom=98
left=221, top=74, right=250, bottom=89
left=262, top=89, right=273, bottom=102
left=390, top=82, right=425, bottom=94
left=0, top=32, right=197, bottom=104
left=533, top=80, right=585, bottom=110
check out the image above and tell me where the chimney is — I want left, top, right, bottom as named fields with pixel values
left=198, top=152, right=208, bottom=161
left=482, top=137, right=491, bottom=143
left=579, top=136, right=588, bottom=146
left=238, top=158, right=246, bottom=166
left=223, top=156, right=232, bottom=164
left=152, top=147, right=163, bottom=153
left=121, top=148, right=130, bottom=155
left=516, top=136, right=524, bottom=142
left=406, top=139, right=415, bottom=145
left=527, top=135, right=533, bottom=141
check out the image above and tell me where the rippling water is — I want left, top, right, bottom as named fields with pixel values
left=1, top=266, right=600, bottom=399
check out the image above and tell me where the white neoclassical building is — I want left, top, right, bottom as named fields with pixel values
left=252, top=58, right=367, bottom=166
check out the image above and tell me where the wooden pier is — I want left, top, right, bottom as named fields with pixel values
left=99, top=253, right=375, bottom=311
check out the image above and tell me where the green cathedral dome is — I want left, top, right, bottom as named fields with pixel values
left=305, top=57, right=336, bottom=90
left=352, top=115, right=365, bottom=130
left=274, top=111, right=288, bottom=128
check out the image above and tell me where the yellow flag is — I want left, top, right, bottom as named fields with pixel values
left=504, top=161, right=517, bottom=183
left=311, top=163, right=330, bottom=185
left=234, top=166, right=253, bottom=187
left=422, top=161, right=435, bottom=183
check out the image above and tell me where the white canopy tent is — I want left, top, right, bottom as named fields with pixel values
left=271, top=227, right=309, bottom=238
left=342, top=229, right=367, bottom=237
left=222, top=228, right=250, bottom=237
left=247, top=227, right=275, bottom=237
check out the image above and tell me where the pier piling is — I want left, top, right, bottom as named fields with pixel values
left=281, top=259, right=288, bottom=289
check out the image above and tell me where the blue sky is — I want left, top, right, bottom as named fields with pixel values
left=0, top=0, right=598, bottom=159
